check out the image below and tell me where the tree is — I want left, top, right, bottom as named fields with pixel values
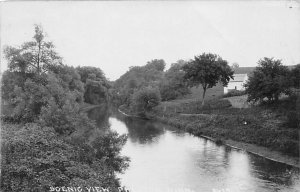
left=76, top=66, right=107, bottom=85
left=76, top=66, right=110, bottom=104
left=244, top=57, right=292, bottom=103
left=145, top=59, right=166, bottom=71
left=131, top=87, right=161, bottom=114
left=231, top=62, right=239, bottom=70
left=112, top=59, right=165, bottom=107
left=4, top=24, right=61, bottom=75
left=159, top=60, right=190, bottom=101
left=182, top=53, right=234, bottom=106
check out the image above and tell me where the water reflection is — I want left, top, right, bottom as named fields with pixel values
left=90, top=109, right=300, bottom=192
left=88, top=104, right=110, bottom=129
left=113, top=114, right=165, bottom=144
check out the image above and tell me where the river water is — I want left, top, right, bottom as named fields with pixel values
left=88, top=107, right=300, bottom=192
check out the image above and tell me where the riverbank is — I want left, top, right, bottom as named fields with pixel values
left=119, top=96, right=300, bottom=168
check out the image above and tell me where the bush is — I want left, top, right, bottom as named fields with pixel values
left=202, top=99, right=232, bottom=110
left=1, top=123, right=129, bottom=191
left=245, top=57, right=292, bottom=103
left=223, top=90, right=246, bottom=98
left=131, top=87, right=161, bottom=113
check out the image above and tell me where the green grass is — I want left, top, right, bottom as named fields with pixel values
left=148, top=96, right=299, bottom=157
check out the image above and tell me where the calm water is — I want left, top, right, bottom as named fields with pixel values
left=89, top=107, right=300, bottom=192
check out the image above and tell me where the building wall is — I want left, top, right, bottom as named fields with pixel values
left=224, top=74, right=248, bottom=94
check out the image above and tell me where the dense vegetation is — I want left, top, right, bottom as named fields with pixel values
left=112, top=59, right=191, bottom=115
left=245, top=58, right=296, bottom=103
left=1, top=25, right=129, bottom=192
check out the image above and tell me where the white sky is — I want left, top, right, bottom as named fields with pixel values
left=1, top=1, right=300, bottom=80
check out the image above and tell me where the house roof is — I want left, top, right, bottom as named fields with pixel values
left=231, top=74, right=247, bottom=82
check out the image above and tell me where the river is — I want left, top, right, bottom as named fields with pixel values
left=88, top=107, right=300, bottom=192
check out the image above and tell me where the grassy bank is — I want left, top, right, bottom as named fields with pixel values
left=147, top=96, right=299, bottom=158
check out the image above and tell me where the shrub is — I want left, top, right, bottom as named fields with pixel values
left=223, top=90, right=246, bottom=98
left=245, top=57, right=292, bottom=103
left=202, top=99, right=232, bottom=110
left=1, top=123, right=128, bottom=191
left=131, top=87, right=161, bottom=113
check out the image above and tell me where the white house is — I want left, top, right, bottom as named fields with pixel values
left=224, top=74, right=248, bottom=94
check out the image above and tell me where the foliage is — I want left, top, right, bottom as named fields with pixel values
left=223, top=90, right=246, bottom=98
left=76, top=66, right=109, bottom=104
left=8, top=76, right=50, bottom=122
left=245, top=58, right=292, bottom=103
left=84, top=79, right=108, bottom=105
left=38, top=94, right=85, bottom=135
left=49, top=65, right=84, bottom=101
left=3, top=24, right=61, bottom=75
left=231, top=62, right=239, bottom=70
left=145, top=59, right=166, bottom=71
left=131, top=87, right=161, bottom=114
left=182, top=53, right=234, bottom=105
left=1, top=71, right=30, bottom=101
left=1, top=25, right=129, bottom=191
left=90, top=132, right=130, bottom=173
left=76, top=66, right=108, bottom=85
left=159, top=60, right=190, bottom=101
left=1, top=123, right=128, bottom=192
left=113, top=59, right=166, bottom=107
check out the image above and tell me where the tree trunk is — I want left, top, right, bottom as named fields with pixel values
left=201, top=87, right=207, bottom=106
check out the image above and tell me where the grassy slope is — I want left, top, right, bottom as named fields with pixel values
left=147, top=96, right=299, bottom=157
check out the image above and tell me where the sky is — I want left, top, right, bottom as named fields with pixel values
left=1, top=1, right=300, bottom=80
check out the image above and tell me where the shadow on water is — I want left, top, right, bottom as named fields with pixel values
left=77, top=104, right=112, bottom=144
left=112, top=110, right=165, bottom=144
left=88, top=104, right=111, bottom=129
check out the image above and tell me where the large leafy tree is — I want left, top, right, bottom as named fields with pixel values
left=145, top=59, right=166, bottom=71
left=113, top=59, right=165, bottom=107
left=4, top=24, right=61, bottom=75
left=182, top=53, right=234, bottom=106
left=159, top=60, right=190, bottom=101
left=76, top=66, right=110, bottom=104
left=245, top=57, right=292, bottom=103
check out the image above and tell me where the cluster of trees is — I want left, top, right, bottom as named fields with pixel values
left=76, top=66, right=110, bottom=104
left=1, top=25, right=129, bottom=191
left=112, top=53, right=235, bottom=113
left=245, top=57, right=300, bottom=103
left=244, top=58, right=300, bottom=128
left=111, top=59, right=191, bottom=113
